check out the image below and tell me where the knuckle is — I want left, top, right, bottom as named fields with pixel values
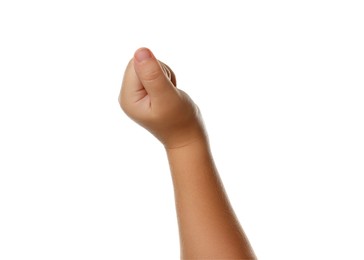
left=143, top=68, right=163, bottom=83
left=118, top=95, right=127, bottom=112
left=160, top=63, right=171, bottom=79
left=118, top=94, right=123, bottom=107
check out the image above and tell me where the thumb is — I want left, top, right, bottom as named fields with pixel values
left=133, top=48, right=175, bottom=98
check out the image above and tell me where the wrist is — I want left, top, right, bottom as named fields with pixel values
left=164, top=130, right=209, bottom=155
left=163, top=122, right=208, bottom=150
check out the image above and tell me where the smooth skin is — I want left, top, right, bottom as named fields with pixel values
left=119, top=47, right=256, bottom=259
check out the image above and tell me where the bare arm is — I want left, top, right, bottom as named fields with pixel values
left=119, top=47, right=256, bottom=259
left=167, top=138, right=255, bottom=259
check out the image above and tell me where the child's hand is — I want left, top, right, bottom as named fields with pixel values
left=119, top=48, right=206, bottom=149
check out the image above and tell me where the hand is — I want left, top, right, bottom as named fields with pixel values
left=119, top=48, right=206, bottom=149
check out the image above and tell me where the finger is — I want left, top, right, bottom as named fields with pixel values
left=133, top=48, right=175, bottom=98
left=160, top=62, right=177, bottom=87
left=119, top=58, right=146, bottom=106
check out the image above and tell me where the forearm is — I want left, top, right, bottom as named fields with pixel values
left=166, top=137, right=256, bottom=259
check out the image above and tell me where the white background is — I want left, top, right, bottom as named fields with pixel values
left=0, top=1, right=363, bottom=259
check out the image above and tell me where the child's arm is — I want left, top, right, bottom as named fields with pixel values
left=119, top=48, right=256, bottom=259
left=166, top=138, right=256, bottom=259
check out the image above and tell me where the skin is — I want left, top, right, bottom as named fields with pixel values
left=119, top=47, right=256, bottom=259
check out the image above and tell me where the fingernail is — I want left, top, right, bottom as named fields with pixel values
left=134, top=48, right=152, bottom=62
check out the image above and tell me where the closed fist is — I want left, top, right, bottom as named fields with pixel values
left=119, top=48, right=206, bottom=149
